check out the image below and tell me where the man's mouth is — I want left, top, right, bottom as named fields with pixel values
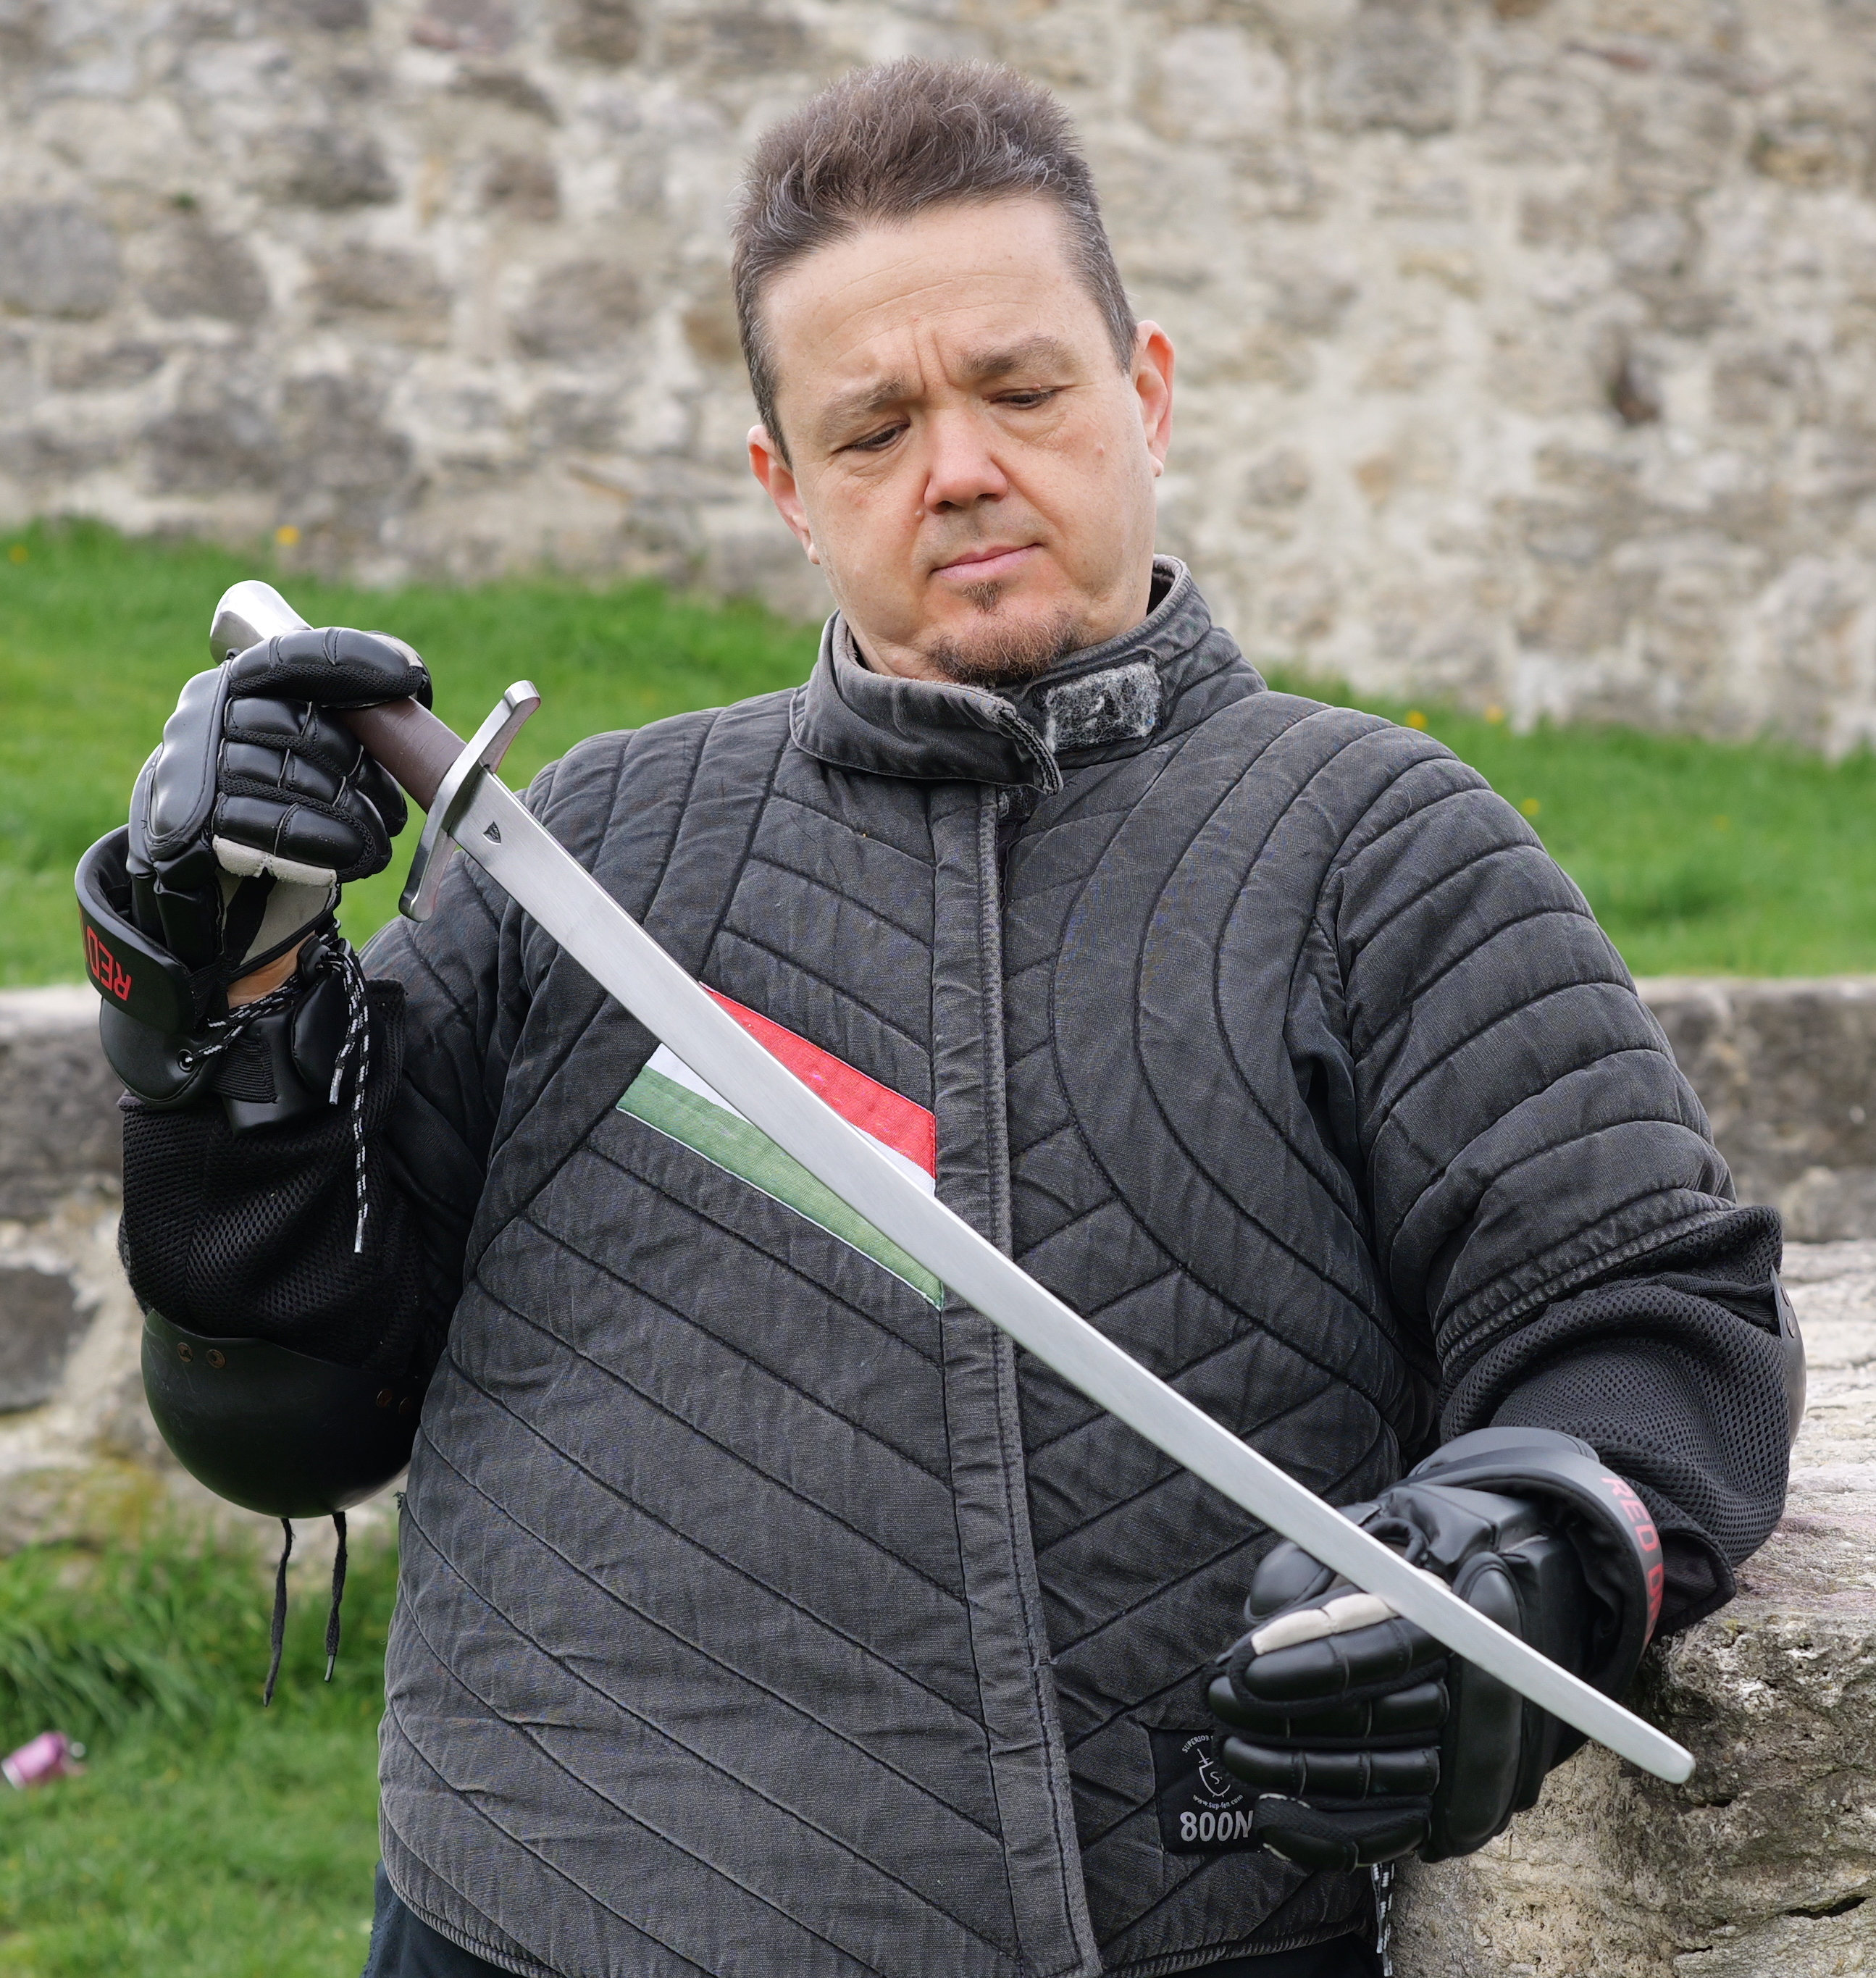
left=931, top=544, right=1040, bottom=585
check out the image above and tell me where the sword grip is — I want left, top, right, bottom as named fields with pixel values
left=340, top=700, right=465, bottom=814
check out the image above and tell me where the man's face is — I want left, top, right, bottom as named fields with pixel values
left=748, top=196, right=1174, bottom=685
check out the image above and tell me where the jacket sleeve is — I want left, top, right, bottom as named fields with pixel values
left=117, top=805, right=527, bottom=1382
left=1322, top=729, right=1791, bottom=1635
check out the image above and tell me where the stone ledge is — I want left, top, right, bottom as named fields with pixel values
left=1638, top=978, right=1876, bottom=1241
left=1393, top=1241, right=1876, bottom=1978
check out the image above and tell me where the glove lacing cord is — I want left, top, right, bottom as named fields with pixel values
left=261, top=1512, right=351, bottom=1706
left=177, top=939, right=374, bottom=1256
left=262, top=1517, right=293, bottom=1707
left=1371, top=1861, right=1396, bottom=1977
left=324, top=944, right=372, bottom=1255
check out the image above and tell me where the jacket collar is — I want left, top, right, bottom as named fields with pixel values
left=788, top=558, right=1255, bottom=792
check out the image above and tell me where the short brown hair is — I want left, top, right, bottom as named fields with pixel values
left=732, top=59, right=1136, bottom=455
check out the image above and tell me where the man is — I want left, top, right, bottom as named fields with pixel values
left=91, top=59, right=1791, bottom=1978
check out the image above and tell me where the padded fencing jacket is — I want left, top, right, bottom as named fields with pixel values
left=119, top=561, right=1792, bottom=1978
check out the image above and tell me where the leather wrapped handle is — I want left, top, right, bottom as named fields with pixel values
left=339, top=700, right=464, bottom=814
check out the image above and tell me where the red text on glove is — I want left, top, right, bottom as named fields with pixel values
left=1600, top=1471, right=1665, bottom=1639
left=84, top=927, right=133, bottom=1005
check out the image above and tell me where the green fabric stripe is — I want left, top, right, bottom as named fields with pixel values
left=620, top=1068, right=943, bottom=1305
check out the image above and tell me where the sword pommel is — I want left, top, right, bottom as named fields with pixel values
left=340, top=700, right=464, bottom=813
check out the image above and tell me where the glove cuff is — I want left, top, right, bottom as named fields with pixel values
left=1407, top=1427, right=1664, bottom=1688
left=101, top=925, right=354, bottom=1131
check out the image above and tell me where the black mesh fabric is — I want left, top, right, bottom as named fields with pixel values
left=1442, top=1205, right=1791, bottom=1633
left=118, top=980, right=433, bottom=1377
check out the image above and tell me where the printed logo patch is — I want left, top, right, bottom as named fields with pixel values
left=1149, top=1729, right=1262, bottom=1854
left=618, top=990, right=942, bottom=1304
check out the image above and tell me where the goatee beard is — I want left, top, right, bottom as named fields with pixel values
left=921, top=595, right=1083, bottom=689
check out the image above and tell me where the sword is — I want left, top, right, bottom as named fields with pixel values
left=212, top=580, right=1696, bottom=1786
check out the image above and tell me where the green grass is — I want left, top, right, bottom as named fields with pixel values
left=0, top=519, right=818, bottom=984
left=6, top=516, right=1876, bottom=976
left=0, top=1517, right=398, bottom=1976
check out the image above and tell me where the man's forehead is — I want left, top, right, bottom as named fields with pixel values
left=760, top=198, right=1108, bottom=432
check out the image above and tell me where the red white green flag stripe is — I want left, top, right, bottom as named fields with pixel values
left=619, top=990, right=942, bottom=1304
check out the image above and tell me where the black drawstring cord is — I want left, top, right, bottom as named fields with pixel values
left=263, top=1517, right=293, bottom=1708
left=324, top=1512, right=348, bottom=1681
left=188, top=940, right=373, bottom=1255
left=324, top=946, right=372, bottom=1254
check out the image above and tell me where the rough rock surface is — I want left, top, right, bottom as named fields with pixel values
left=1391, top=1239, right=1876, bottom=1978
left=1641, top=976, right=1876, bottom=1241
left=0, top=987, right=159, bottom=1539
left=6, top=2, right=1876, bottom=742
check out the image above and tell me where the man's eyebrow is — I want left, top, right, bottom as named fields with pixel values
left=816, top=376, right=916, bottom=445
left=954, top=335, right=1079, bottom=385
left=813, top=337, right=1081, bottom=446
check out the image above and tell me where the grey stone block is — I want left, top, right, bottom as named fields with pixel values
left=139, top=220, right=271, bottom=327
left=1323, top=7, right=1459, bottom=136
left=0, top=987, right=119, bottom=1219
left=0, top=202, right=121, bottom=319
left=509, top=258, right=643, bottom=361
left=1637, top=978, right=1876, bottom=1238
left=264, top=127, right=398, bottom=210
left=552, top=0, right=640, bottom=65
left=0, top=1264, right=85, bottom=1412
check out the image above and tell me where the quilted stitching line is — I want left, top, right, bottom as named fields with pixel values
left=580, top=1137, right=944, bottom=1368
left=1037, top=717, right=1387, bottom=1323
left=1027, top=1373, right=1336, bottom=1561
left=1357, top=905, right=1624, bottom=1073
left=1048, top=1412, right=1394, bottom=1664
left=380, top=1764, right=702, bottom=1978
left=408, top=1381, right=984, bottom=1740
left=1368, top=979, right=1662, bottom=1143
left=390, top=1542, right=907, bottom=1978
left=465, top=1278, right=974, bottom=1613
left=516, top=1200, right=952, bottom=1482
left=474, top=710, right=786, bottom=1266
left=763, top=780, right=939, bottom=868
left=743, top=846, right=934, bottom=947
left=411, top=1434, right=1015, bottom=1859
left=713, top=920, right=929, bottom=1054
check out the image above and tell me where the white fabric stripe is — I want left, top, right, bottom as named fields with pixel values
left=645, top=1043, right=937, bottom=1197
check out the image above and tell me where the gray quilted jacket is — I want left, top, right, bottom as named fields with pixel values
left=122, top=559, right=1792, bottom=1978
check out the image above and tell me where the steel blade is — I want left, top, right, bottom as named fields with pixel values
left=448, top=768, right=1694, bottom=1785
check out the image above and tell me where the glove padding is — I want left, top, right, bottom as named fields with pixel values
left=126, top=627, right=429, bottom=997
left=1207, top=1428, right=1664, bottom=1871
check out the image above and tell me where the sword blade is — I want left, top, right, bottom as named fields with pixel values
left=449, top=768, right=1694, bottom=1786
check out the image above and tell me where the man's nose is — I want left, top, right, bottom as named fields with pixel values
left=920, top=410, right=1010, bottom=513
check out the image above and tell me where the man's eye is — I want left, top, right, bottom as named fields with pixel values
left=845, top=424, right=905, bottom=453
left=999, top=390, right=1057, bottom=409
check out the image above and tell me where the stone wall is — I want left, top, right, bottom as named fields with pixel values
left=7, top=1, right=1876, bottom=743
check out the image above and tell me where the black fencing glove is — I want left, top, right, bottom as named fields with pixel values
left=1206, top=1428, right=1664, bottom=1871
left=78, top=628, right=428, bottom=1126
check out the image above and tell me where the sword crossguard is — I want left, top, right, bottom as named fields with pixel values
left=385, top=684, right=540, bottom=923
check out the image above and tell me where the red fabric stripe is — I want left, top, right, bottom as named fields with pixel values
left=705, top=990, right=937, bottom=1178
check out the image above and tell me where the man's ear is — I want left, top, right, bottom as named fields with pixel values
left=1132, top=322, right=1175, bottom=476
left=748, top=424, right=818, bottom=565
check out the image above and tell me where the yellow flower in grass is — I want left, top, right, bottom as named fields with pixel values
left=1520, top=797, right=1541, bottom=818
left=275, top=524, right=301, bottom=547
